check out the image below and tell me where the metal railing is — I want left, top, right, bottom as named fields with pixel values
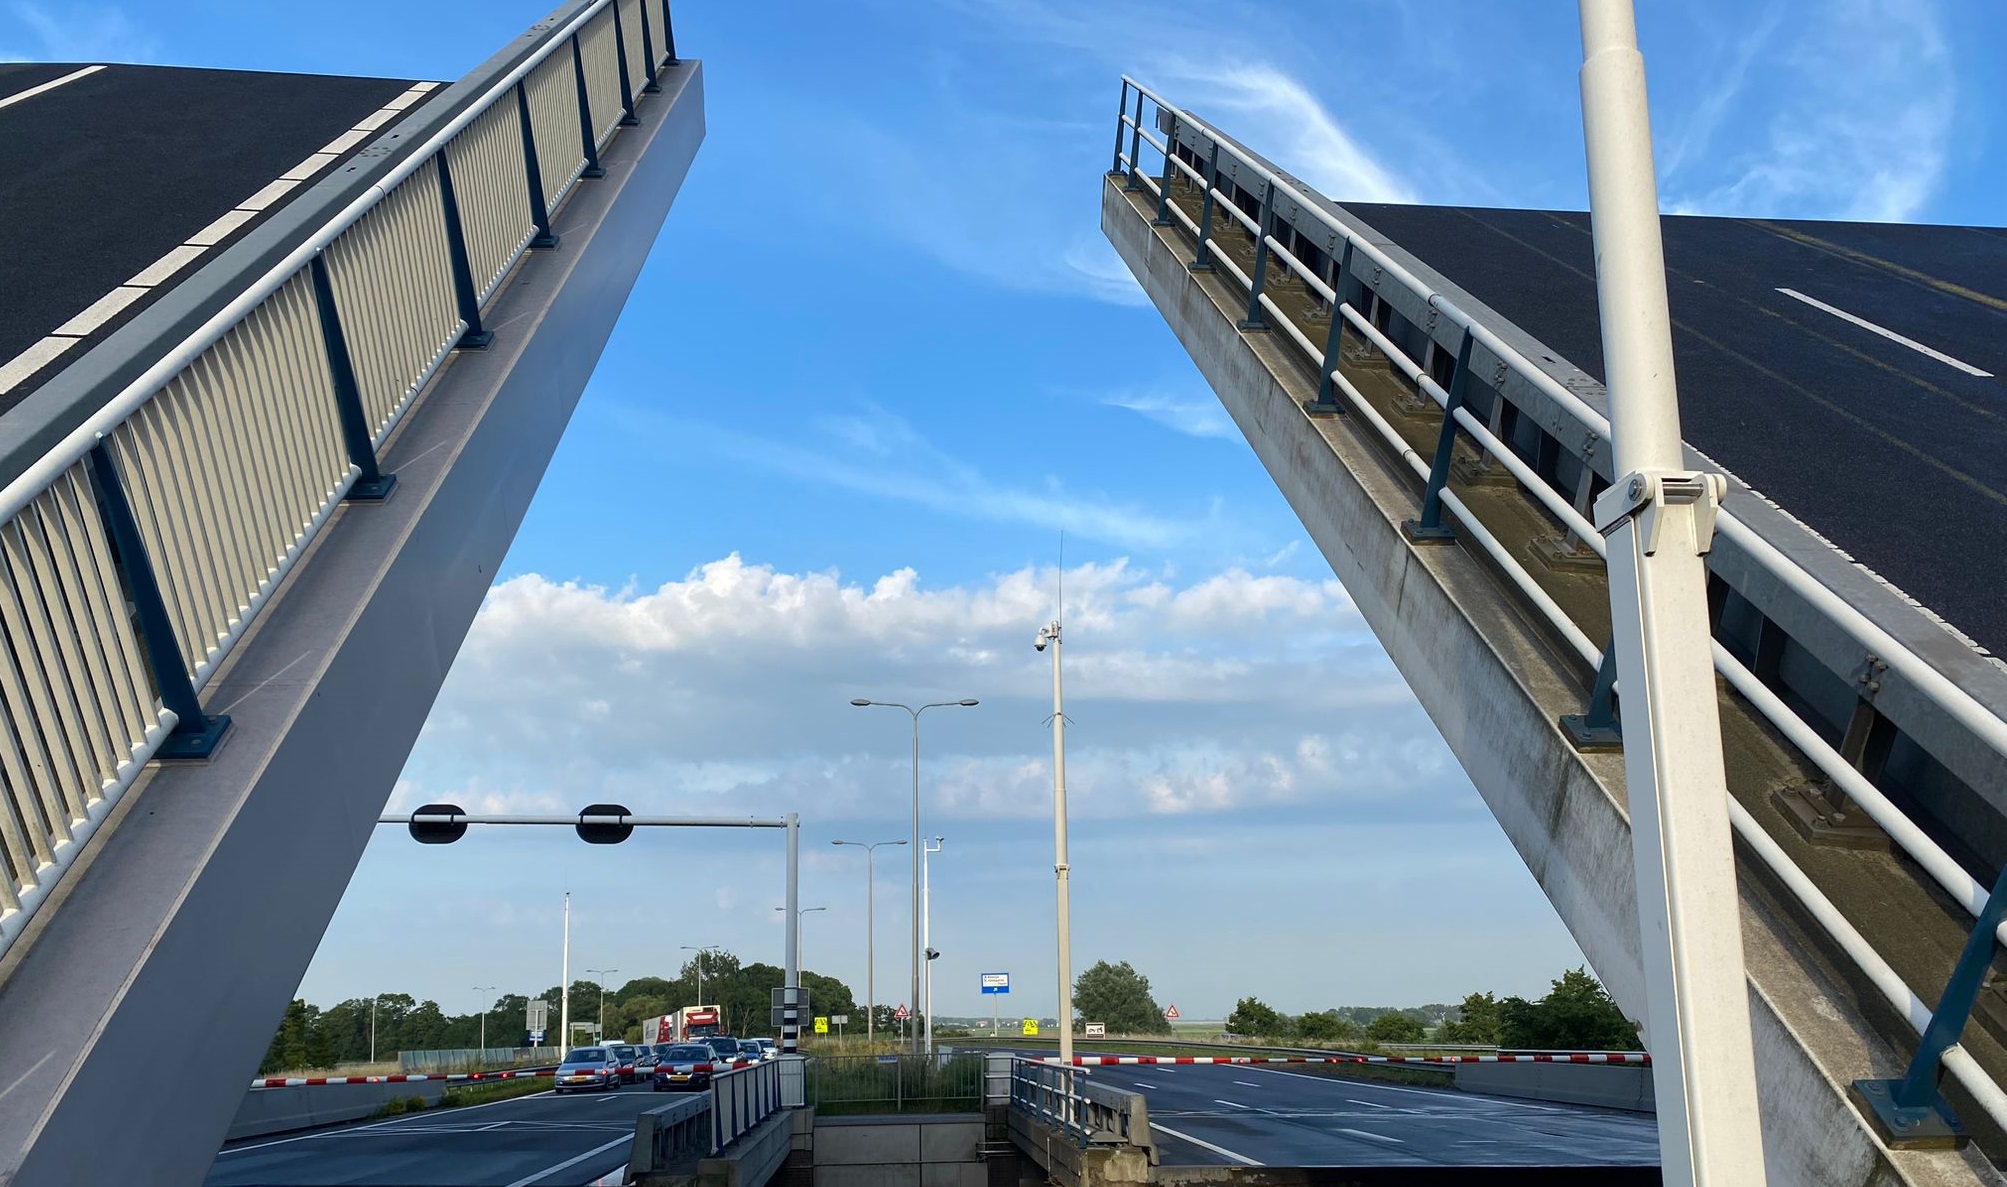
left=1110, top=75, right=2007, bottom=1138
left=710, top=1057, right=783, bottom=1152
left=1008, top=1057, right=1154, bottom=1157
left=803, top=1052, right=987, bottom=1115
left=628, top=1093, right=714, bottom=1177
left=0, top=0, right=680, bottom=962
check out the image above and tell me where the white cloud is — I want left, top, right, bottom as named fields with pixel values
left=1101, top=389, right=1237, bottom=440
left=0, top=2, right=153, bottom=62
left=1664, top=0, right=1953, bottom=221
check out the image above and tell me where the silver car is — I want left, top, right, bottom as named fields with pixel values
left=554, top=1046, right=620, bottom=1093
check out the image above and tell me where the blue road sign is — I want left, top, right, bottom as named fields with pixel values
left=980, top=973, right=1010, bottom=994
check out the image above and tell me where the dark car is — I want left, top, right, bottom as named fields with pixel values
left=555, top=1047, right=620, bottom=1094
left=608, top=1043, right=642, bottom=1083
left=703, top=1036, right=746, bottom=1068
left=652, top=1043, right=722, bottom=1092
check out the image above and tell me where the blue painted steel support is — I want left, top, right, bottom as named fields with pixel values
left=1109, top=80, right=1128, bottom=175
left=83, top=443, right=229, bottom=759
left=1402, top=331, right=1475, bottom=543
left=1561, top=648, right=1623, bottom=751
left=611, top=3, right=640, bottom=126
left=638, top=0, right=660, bottom=92
left=1305, top=240, right=1355, bottom=415
left=1153, top=112, right=1177, bottom=226
left=572, top=36, right=605, bottom=180
left=661, top=0, right=677, bottom=63
left=1124, top=87, right=1145, bottom=192
left=434, top=149, right=493, bottom=350
left=1190, top=140, right=1221, bottom=273
left=1851, top=864, right=2007, bottom=1147
left=1238, top=182, right=1276, bottom=330
left=516, top=82, right=560, bottom=250
left=308, top=255, right=397, bottom=502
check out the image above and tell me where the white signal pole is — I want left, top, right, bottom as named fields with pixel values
left=1577, top=2, right=1766, bottom=1182
left=559, top=892, right=571, bottom=1054
left=1037, top=618, right=1074, bottom=1066
left=923, top=837, right=943, bottom=1055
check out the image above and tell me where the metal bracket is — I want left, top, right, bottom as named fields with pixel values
left=1594, top=470, right=1725, bottom=556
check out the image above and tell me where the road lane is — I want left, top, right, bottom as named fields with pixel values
left=204, top=1082, right=675, bottom=1186
left=1084, top=1061, right=1659, bottom=1167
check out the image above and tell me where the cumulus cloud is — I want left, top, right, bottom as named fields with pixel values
left=1663, top=0, right=1953, bottom=221
left=391, top=557, right=1462, bottom=826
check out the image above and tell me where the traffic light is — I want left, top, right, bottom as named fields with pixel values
left=575, top=803, right=634, bottom=845
left=406, top=803, right=468, bottom=844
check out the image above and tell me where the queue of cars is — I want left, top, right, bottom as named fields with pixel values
left=558, top=1034, right=780, bottom=1094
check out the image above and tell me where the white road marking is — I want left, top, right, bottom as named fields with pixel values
left=213, top=1089, right=554, bottom=1154
left=1231, top=1080, right=1260, bottom=1088
left=1240, top=1064, right=1565, bottom=1111
left=1131, top=1081, right=1159, bottom=1090
left=0, top=336, right=77, bottom=393
left=1212, top=1098, right=1250, bottom=1110
left=0, top=64, right=104, bottom=111
left=1149, top=1121, right=1263, bottom=1166
left=0, top=1051, right=55, bottom=1108
left=1346, top=1098, right=1395, bottom=1109
left=1337, top=1127, right=1405, bottom=1144
left=500, top=1133, right=633, bottom=1187
left=1776, top=287, right=1995, bottom=377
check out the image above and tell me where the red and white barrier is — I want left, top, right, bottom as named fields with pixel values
left=1041, top=1053, right=1650, bottom=1067
left=249, top=1068, right=556, bottom=1090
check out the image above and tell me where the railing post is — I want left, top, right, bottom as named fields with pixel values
left=1124, top=86, right=1145, bottom=191
left=1190, top=140, right=1221, bottom=273
left=515, top=82, right=560, bottom=250
left=661, top=0, right=678, bottom=63
left=433, top=150, right=493, bottom=350
left=1152, top=111, right=1177, bottom=226
left=572, top=35, right=605, bottom=180
left=1305, top=240, right=1355, bottom=415
left=610, top=2, right=640, bottom=126
left=1238, top=181, right=1276, bottom=330
left=637, top=0, right=661, bottom=92
left=1562, top=648, right=1623, bottom=751
left=308, top=255, right=397, bottom=502
left=1402, top=329, right=1474, bottom=542
left=84, top=442, right=230, bottom=759
left=1109, top=79, right=1129, bottom=175
left=1852, top=861, right=2007, bottom=1148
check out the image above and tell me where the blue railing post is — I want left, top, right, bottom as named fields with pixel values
left=1561, top=648, right=1623, bottom=751
left=1402, top=330, right=1475, bottom=543
left=1852, top=862, right=2007, bottom=1148
left=1238, top=181, right=1276, bottom=330
left=1109, top=79, right=1129, bottom=175
left=1153, top=110, right=1176, bottom=227
left=515, top=82, right=560, bottom=250
left=610, top=2, right=640, bottom=126
left=308, top=255, right=397, bottom=502
left=661, top=0, right=677, bottom=63
left=1305, top=240, right=1355, bottom=415
left=433, top=149, right=493, bottom=350
left=1190, top=140, right=1221, bottom=273
left=637, top=0, right=661, bottom=92
left=1124, top=87, right=1145, bottom=191
left=84, top=442, right=229, bottom=759
left=572, top=36, right=604, bottom=180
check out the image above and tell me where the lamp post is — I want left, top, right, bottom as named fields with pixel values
left=680, top=946, right=721, bottom=1009
left=1035, top=619, right=1073, bottom=1066
left=585, top=969, right=618, bottom=1041
left=777, top=905, right=828, bottom=972
left=472, top=986, right=496, bottom=1057
left=850, top=697, right=979, bottom=1050
left=833, top=839, right=905, bottom=1046
left=369, top=995, right=379, bottom=1063
left=923, top=837, right=943, bottom=1055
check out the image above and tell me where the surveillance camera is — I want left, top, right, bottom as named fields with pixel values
left=1034, top=637, right=1047, bottom=652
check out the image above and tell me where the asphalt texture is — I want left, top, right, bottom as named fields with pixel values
left=0, top=63, right=415, bottom=408
left=1340, top=203, right=2007, bottom=661
left=1087, top=1061, right=1658, bottom=1169
left=203, top=1082, right=667, bottom=1186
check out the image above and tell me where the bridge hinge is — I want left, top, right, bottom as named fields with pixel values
left=1594, top=469, right=1725, bottom=557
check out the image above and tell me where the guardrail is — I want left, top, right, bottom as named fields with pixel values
left=0, top=0, right=679, bottom=962
left=628, top=1092, right=714, bottom=1177
left=1008, top=1057, right=1154, bottom=1159
left=1110, top=75, right=2007, bottom=1139
left=710, top=1057, right=783, bottom=1152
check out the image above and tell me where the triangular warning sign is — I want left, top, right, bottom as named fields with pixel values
left=1164, top=1004, right=1181, bottom=1020
left=894, top=1003, right=910, bottom=1020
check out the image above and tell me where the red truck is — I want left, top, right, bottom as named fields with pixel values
left=640, top=1005, right=722, bottom=1044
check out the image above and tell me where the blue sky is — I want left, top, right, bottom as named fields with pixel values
left=7, top=0, right=2003, bottom=1027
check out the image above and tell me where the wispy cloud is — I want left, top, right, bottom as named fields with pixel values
left=1664, top=0, right=1953, bottom=221
left=0, top=2, right=154, bottom=62
left=1656, top=4, right=1786, bottom=182
left=1100, top=389, right=1237, bottom=440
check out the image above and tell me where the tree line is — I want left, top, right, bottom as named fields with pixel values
left=260, top=949, right=856, bottom=1073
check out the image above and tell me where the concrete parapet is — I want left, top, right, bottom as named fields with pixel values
left=1453, top=1062, right=1654, bottom=1113
left=224, top=1081, right=447, bottom=1141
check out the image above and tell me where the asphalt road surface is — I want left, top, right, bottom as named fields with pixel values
left=1089, top=1061, right=1659, bottom=1168
left=203, top=1083, right=670, bottom=1187
left=1340, top=203, right=2007, bottom=662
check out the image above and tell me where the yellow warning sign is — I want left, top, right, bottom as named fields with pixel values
left=1021, top=1018, right=1040, bottom=1036
left=814, top=1016, right=829, bottom=1034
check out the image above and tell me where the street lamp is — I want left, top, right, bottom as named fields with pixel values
left=850, top=696, right=979, bottom=1050
left=680, top=946, right=722, bottom=1007
left=472, top=986, right=496, bottom=1057
left=776, top=905, right=828, bottom=972
left=585, top=968, right=618, bottom=1041
left=832, top=838, right=905, bottom=1046
left=1036, top=619, right=1074, bottom=1066
left=923, top=837, right=943, bottom=1055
